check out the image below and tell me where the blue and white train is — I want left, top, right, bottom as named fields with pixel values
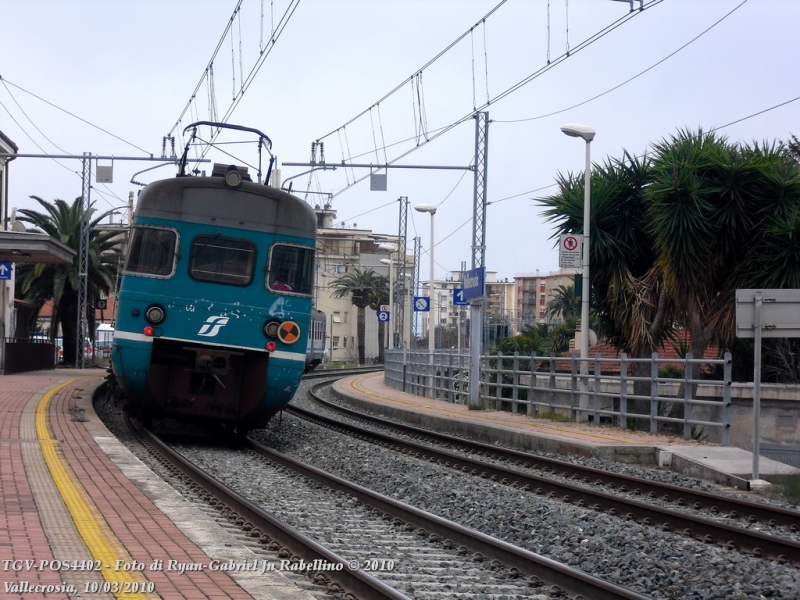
left=305, top=308, right=326, bottom=373
left=111, top=123, right=317, bottom=432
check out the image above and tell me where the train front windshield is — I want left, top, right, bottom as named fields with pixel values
left=267, top=244, right=314, bottom=295
left=190, top=235, right=256, bottom=286
left=125, top=226, right=178, bottom=277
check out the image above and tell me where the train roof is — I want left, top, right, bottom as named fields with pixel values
left=135, top=176, right=316, bottom=237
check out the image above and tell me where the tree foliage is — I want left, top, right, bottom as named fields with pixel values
left=538, top=129, right=800, bottom=375
left=330, top=267, right=388, bottom=364
left=14, top=196, right=122, bottom=365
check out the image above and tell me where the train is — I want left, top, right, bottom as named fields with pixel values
left=305, top=308, right=326, bottom=373
left=111, top=122, right=318, bottom=432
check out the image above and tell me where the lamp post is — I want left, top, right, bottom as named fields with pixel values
left=414, top=205, right=437, bottom=357
left=561, top=123, right=595, bottom=408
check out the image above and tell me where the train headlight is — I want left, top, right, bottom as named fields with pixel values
left=263, top=320, right=280, bottom=338
left=143, top=326, right=154, bottom=337
left=145, top=305, right=166, bottom=325
left=224, top=166, right=244, bottom=188
left=266, top=341, right=277, bottom=352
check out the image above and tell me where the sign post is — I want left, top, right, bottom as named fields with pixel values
left=735, top=289, right=800, bottom=481
left=559, top=234, right=581, bottom=269
left=461, top=267, right=486, bottom=409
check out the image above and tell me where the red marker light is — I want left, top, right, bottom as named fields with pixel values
left=143, top=326, right=154, bottom=336
left=266, top=341, right=277, bottom=352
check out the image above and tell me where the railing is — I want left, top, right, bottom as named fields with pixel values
left=385, top=349, right=733, bottom=445
left=3, top=338, right=57, bottom=375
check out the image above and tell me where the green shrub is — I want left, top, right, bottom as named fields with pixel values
left=659, top=364, right=684, bottom=379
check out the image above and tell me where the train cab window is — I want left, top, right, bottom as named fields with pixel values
left=190, top=235, right=255, bottom=286
left=267, top=244, right=314, bottom=295
left=125, top=226, right=178, bottom=277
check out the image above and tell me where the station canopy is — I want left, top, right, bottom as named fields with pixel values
left=0, top=230, right=76, bottom=264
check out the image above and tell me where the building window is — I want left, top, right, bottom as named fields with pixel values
left=343, top=336, right=348, bottom=348
left=333, top=312, right=342, bottom=323
left=332, top=336, right=340, bottom=350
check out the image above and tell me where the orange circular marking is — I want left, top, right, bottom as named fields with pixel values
left=278, top=321, right=301, bottom=344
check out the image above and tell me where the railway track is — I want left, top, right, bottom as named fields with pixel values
left=129, top=416, right=653, bottom=599
left=288, top=380, right=800, bottom=567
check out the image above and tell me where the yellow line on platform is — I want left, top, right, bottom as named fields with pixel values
left=350, top=374, right=637, bottom=445
left=36, top=378, right=157, bottom=600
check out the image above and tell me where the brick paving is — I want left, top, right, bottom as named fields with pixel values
left=0, top=369, right=256, bottom=600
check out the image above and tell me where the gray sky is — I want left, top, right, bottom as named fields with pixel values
left=2, top=0, right=798, bottom=283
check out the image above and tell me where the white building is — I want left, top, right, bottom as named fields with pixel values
left=313, top=204, right=414, bottom=363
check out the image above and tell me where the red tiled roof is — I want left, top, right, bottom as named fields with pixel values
left=555, top=330, right=721, bottom=373
left=28, top=297, right=117, bottom=323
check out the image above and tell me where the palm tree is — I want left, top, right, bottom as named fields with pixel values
left=647, top=130, right=800, bottom=358
left=540, top=149, right=672, bottom=359
left=330, top=267, right=387, bottom=364
left=368, top=274, right=390, bottom=363
left=540, top=128, right=800, bottom=387
left=546, top=284, right=578, bottom=322
left=14, top=196, right=122, bottom=366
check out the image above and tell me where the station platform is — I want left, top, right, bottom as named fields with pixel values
left=0, top=369, right=314, bottom=600
left=332, top=372, right=800, bottom=492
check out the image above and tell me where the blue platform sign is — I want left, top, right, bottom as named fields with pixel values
left=462, top=267, right=485, bottom=301
left=377, top=310, right=390, bottom=322
left=0, top=262, right=12, bottom=280
left=413, top=296, right=430, bottom=312
left=453, top=289, right=469, bottom=306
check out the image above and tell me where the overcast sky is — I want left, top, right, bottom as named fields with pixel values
left=2, top=0, right=798, bottom=283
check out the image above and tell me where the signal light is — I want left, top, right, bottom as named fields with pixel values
left=143, top=326, right=154, bottom=337
left=266, top=341, right=277, bottom=352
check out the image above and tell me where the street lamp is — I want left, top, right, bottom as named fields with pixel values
left=414, top=204, right=437, bottom=357
left=561, top=123, right=595, bottom=405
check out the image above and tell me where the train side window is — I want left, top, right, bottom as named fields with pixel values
left=125, top=226, right=178, bottom=277
left=267, top=244, right=314, bottom=295
left=190, top=235, right=255, bottom=286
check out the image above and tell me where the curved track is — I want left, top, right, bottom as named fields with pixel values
left=129, top=415, right=652, bottom=599
left=289, top=380, right=800, bottom=566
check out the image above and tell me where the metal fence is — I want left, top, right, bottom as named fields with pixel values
left=3, top=338, right=57, bottom=375
left=385, top=349, right=733, bottom=445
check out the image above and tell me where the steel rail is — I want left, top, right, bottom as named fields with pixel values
left=290, top=384, right=800, bottom=566
left=131, top=419, right=412, bottom=600
left=305, top=381, right=800, bottom=530
left=244, top=438, right=653, bottom=600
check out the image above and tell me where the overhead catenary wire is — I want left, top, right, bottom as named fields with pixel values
left=168, top=0, right=244, bottom=136
left=353, top=93, right=800, bottom=276
left=0, top=76, right=151, bottom=155
left=320, top=1, right=663, bottom=200
left=169, top=0, right=299, bottom=175
left=317, top=0, right=510, bottom=143
left=494, top=0, right=750, bottom=124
